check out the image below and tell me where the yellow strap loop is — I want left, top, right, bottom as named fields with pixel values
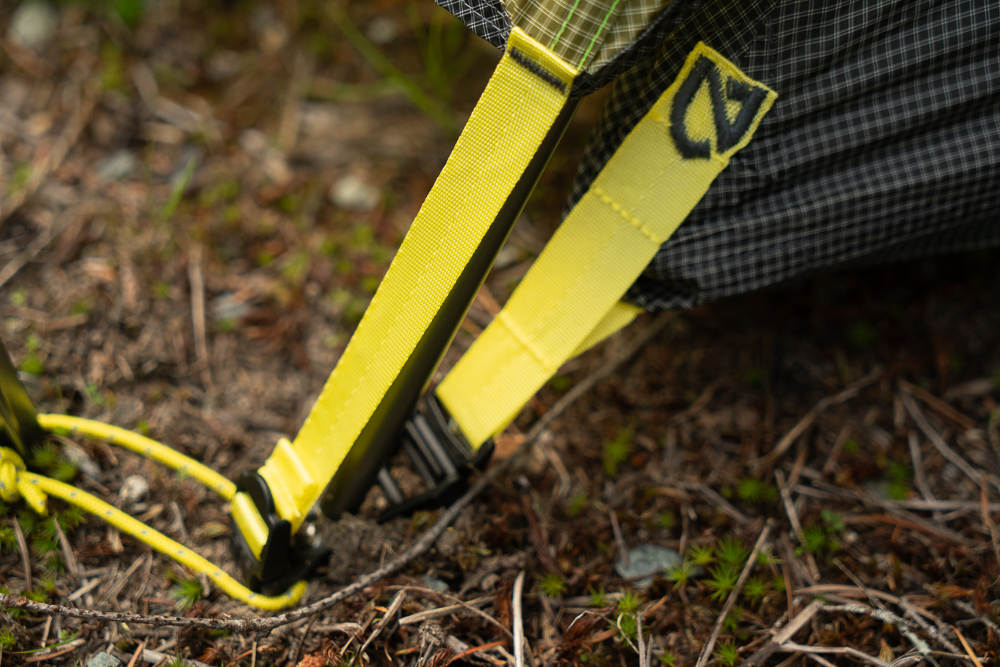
left=7, top=418, right=306, bottom=610
left=16, top=467, right=306, bottom=610
left=255, top=27, right=578, bottom=533
left=438, top=42, right=778, bottom=447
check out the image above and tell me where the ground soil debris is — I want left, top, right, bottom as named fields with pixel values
left=1, top=1, right=999, bottom=666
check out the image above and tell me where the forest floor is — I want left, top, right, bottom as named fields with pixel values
left=1, top=1, right=1000, bottom=666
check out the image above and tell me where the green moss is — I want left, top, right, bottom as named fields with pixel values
left=714, top=641, right=740, bottom=667
left=539, top=573, right=567, bottom=599
left=602, top=427, right=632, bottom=478
left=706, top=564, right=740, bottom=602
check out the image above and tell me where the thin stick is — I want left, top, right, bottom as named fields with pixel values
left=953, top=600, right=1000, bottom=636
left=694, top=521, right=773, bottom=667
left=907, top=432, right=936, bottom=502
left=125, top=641, right=145, bottom=667
left=899, top=380, right=977, bottom=432
left=898, top=598, right=962, bottom=656
left=188, top=244, right=212, bottom=389
left=288, top=613, right=318, bottom=667
left=823, top=602, right=931, bottom=659
left=399, top=597, right=493, bottom=626
left=760, top=370, right=880, bottom=466
left=609, top=510, right=628, bottom=567
left=900, top=391, right=983, bottom=488
left=140, top=647, right=213, bottom=667
left=775, top=470, right=818, bottom=581
left=801, top=653, right=837, bottom=667
left=777, top=642, right=890, bottom=667
left=51, top=517, right=80, bottom=583
left=513, top=571, right=526, bottom=667
left=445, top=640, right=505, bottom=665
left=951, top=626, right=985, bottom=667
left=352, top=589, right=406, bottom=666
left=636, top=611, right=648, bottom=667
left=13, top=518, right=32, bottom=590
left=740, top=600, right=822, bottom=667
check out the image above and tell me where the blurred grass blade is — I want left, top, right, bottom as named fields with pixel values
left=330, top=6, right=457, bottom=136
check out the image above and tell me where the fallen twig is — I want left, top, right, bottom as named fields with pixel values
left=900, top=390, right=984, bottom=489
left=900, top=380, right=978, bottom=432
left=953, top=600, right=1000, bottom=636
left=777, top=642, right=891, bottom=667
left=20, top=638, right=86, bottom=663
left=952, top=625, right=985, bottom=667
left=512, top=571, right=526, bottom=667
left=188, top=243, right=212, bottom=389
left=760, top=369, right=880, bottom=467
left=823, top=603, right=932, bottom=661
left=897, top=598, right=963, bottom=656
left=398, top=597, right=492, bottom=626
left=740, top=600, right=822, bottom=667
left=352, top=589, right=406, bottom=666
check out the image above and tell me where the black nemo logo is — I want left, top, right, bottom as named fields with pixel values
left=670, top=55, right=770, bottom=159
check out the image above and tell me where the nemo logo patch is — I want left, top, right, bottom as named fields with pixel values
left=666, top=43, right=777, bottom=161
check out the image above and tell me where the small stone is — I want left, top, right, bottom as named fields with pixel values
left=420, top=575, right=449, bottom=593
left=87, top=651, right=123, bottom=667
left=119, top=475, right=149, bottom=505
left=366, top=17, right=398, bottom=45
left=8, top=2, right=59, bottom=50
left=96, top=150, right=139, bottom=182
left=238, top=130, right=290, bottom=185
left=479, top=572, right=499, bottom=591
left=329, top=174, right=379, bottom=212
left=206, top=50, right=243, bottom=82
left=212, top=293, right=251, bottom=322
left=615, top=544, right=682, bottom=588
left=62, top=442, right=101, bottom=480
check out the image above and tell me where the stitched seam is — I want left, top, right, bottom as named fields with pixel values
left=508, top=47, right=568, bottom=93
left=592, top=187, right=663, bottom=244
left=496, top=309, right=556, bottom=373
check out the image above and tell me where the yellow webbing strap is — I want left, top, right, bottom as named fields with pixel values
left=438, top=42, right=778, bottom=447
left=248, top=27, right=577, bottom=535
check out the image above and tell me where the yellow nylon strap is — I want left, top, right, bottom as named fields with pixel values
left=256, top=28, right=576, bottom=533
left=438, top=42, right=777, bottom=447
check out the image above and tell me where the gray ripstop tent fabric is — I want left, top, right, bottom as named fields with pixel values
left=440, top=0, right=1000, bottom=311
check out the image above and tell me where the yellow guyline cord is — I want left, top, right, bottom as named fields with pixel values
left=38, top=414, right=235, bottom=499
left=438, top=43, right=778, bottom=447
left=243, top=27, right=578, bottom=539
left=4, top=415, right=308, bottom=610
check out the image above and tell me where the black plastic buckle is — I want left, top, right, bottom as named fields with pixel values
left=231, top=396, right=490, bottom=592
left=375, top=396, right=494, bottom=522
left=230, top=472, right=328, bottom=595
left=0, top=334, right=42, bottom=460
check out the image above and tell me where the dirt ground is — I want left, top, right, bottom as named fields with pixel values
left=1, top=1, right=1000, bottom=665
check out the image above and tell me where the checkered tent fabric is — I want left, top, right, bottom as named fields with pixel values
left=445, top=0, right=1000, bottom=312
left=437, top=0, right=510, bottom=49
left=436, top=0, right=676, bottom=77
